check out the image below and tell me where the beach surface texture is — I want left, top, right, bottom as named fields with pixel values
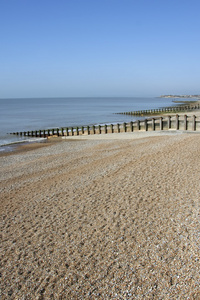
left=1, top=130, right=200, bottom=299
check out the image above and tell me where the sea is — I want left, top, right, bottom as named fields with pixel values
left=0, top=97, right=178, bottom=151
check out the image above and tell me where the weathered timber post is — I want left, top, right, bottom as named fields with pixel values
left=110, top=124, right=114, bottom=133
left=168, top=116, right=171, bottom=129
left=123, top=122, right=127, bottom=132
left=137, top=120, right=140, bottom=130
left=35, top=130, right=37, bottom=137
left=65, top=127, right=69, bottom=136
left=43, top=130, right=46, bottom=137
left=184, top=115, right=187, bottom=130
left=144, top=119, right=147, bottom=131
left=192, top=115, right=196, bottom=131
left=71, top=127, right=74, bottom=136
left=175, top=114, right=179, bottom=130
left=98, top=125, right=101, bottom=134
left=81, top=126, right=84, bottom=135
left=130, top=121, right=133, bottom=132
left=152, top=118, right=155, bottom=131
left=87, top=126, right=90, bottom=135
left=105, top=124, right=107, bottom=134
left=117, top=123, right=120, bottom=133
left=61, top=128, right=64, bottom=136
left=160, top=117, right=163, bottom=130
left=92, top=125, right=95, bottom=134
left=56, top=128, right=59, bottom=136
left=76, top=127, right=79, bottom=136
left=31, top=131, right=34, bottom=137
left=52, top=129, right=55, bottom=136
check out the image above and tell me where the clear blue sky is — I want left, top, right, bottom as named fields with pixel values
left=0, top=0, right=199, bottom=98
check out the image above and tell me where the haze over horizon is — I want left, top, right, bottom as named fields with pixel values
left=0, top=0, right=199, bottom=98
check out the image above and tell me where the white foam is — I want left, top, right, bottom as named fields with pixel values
left=0, top=137, right=47, bottom=148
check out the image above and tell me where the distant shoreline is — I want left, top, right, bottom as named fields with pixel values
left=160, top=94, right=200, bottom=99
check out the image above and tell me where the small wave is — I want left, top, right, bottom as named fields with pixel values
left=0, top=137, right=47, bottom=150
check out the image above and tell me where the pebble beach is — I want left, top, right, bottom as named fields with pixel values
left=1, top=127, right=200, bottom=299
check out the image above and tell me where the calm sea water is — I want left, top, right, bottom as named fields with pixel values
left=0, top=97, right=176, bottom=149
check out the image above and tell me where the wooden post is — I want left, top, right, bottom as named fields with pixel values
left=31, top=131, right=34, bottom=137
left=61, top=128, right=64, bottom=136
left=168, top=116, right=171, bottom=129
left=152, top=118, right=155, bottom=131
left=123, top=122, right=127, bottom=132
left=105, top=124, right=107, bottom=134
left=71, top=127, right=74, bottom=136
left=87, top=126, right=90, bottom=135
left=184, top=115, right=187, bottom=130
left=66, top=127, right=69, bottom=136
left=81, top=126, right=84, bottom=135
left=56, top=128, right=59, bottom=136
left=35, top=130, right=37, bottom=137
left=160, top=117, right=163, bottom=130
left=192, top=115, right=196, bottom=131
left=110, top=124, right=114, bottom=133
left=76, top=127, right=79, bottom=135
left=175, top=114, right=179, bottom=130
left=43, top=130, right=46, bottom=137
left=137, top=120, right=140, bottom=130
left=52, top=129, right=55, bottom=136
left=130, top=121, right=133, bottom=132
left=92, top=125, right=95, bottom=134
left=98, top=125, right=101, bottom=134
left=117, top=123, right=120, bottom=133
left=144, top=119, right=147, bottom=131
left=39, top=130, right=41, bottom=137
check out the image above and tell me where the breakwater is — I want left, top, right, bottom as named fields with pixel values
left=116, top=102, right=200, bottom=116
left=10, top=114, right=200, bottom=137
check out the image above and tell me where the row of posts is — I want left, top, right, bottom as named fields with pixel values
left=118, top=104, right=200, bottom=116
left=11, top=115, right=198, bottom=137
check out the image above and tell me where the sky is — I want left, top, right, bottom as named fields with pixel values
left=0, top=0, right=200, bottom=98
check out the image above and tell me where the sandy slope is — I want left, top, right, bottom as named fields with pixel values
left=0, top=132, right=200, bottom=299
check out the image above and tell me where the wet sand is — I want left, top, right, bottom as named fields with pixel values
left=0, top=131, right=200, bottom=299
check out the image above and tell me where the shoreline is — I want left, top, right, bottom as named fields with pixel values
left=0, top=137, right=63, bottom=157
left=2, top=130, right=200, bottom=157
left=1, top=99, right=200, bottom=154
left=1, top=100, right=199, bottom=156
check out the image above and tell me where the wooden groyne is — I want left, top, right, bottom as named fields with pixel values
left=10, top=114, right=200, bottom=138
left=116, top=103, right=200, bottom=116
